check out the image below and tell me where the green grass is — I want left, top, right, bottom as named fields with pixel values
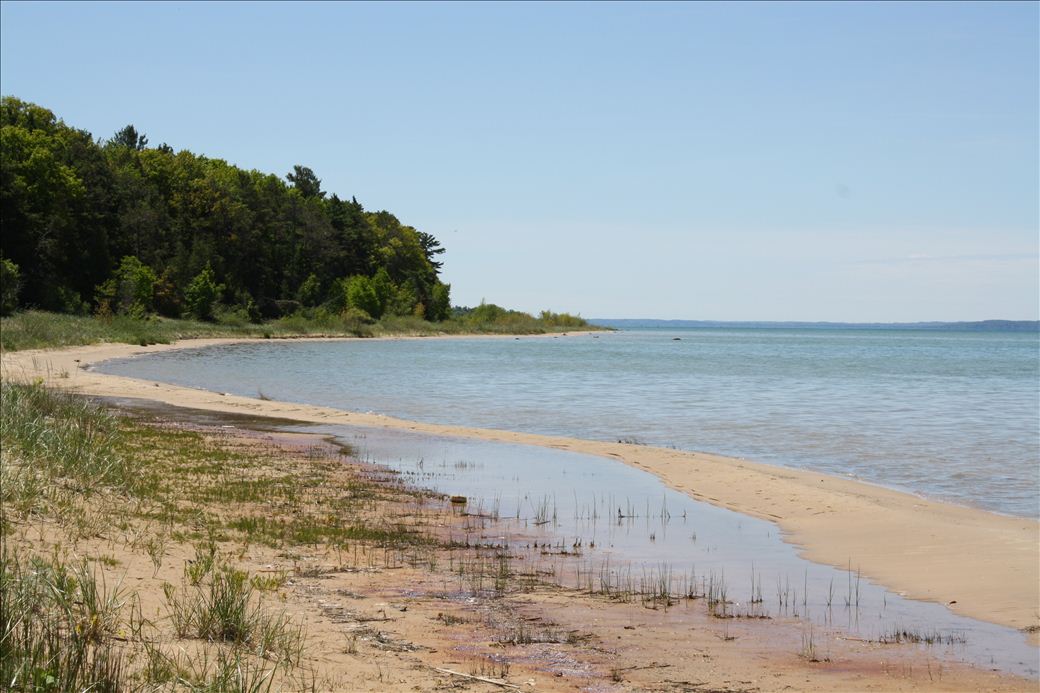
left=0, top=548, right=127, bottom=693
left=1, top=378, right=440, bottom=559
left=0, top=381, right=128, bottom=485
left=140, top=645, right=280, bottom=693
left=0, top=541, right=306, bottom=692
left=0, top=310, right=348, bottom=351
left=0, top=382, right=364, bottom=689
left=0, top=309, right=604, bottom=351
left=0, top=379, right=412, bottom=533
left=164, top=560, right=303, bottom=665
left=227, top=514, right=428, bottom=549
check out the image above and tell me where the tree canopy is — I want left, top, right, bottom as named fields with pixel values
left=0, top=97, right=451, bottom=321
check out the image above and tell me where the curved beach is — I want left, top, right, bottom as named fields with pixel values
left=2, top=336, right=1037, bottom=639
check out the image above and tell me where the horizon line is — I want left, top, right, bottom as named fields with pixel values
left=588, top=318, right=1040, bottom=327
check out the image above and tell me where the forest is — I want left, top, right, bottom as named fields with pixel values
left=0, top=96, right=457, bottom=324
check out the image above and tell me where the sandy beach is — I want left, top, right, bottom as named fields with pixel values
left=2, top=335, right=1037, bottom=642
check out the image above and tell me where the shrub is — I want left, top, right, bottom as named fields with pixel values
left=94, top=256, right=157, bottom=317
left=0, top=258, right=20, bottom=315
left=343, top=275, right=381, bottom=319
left=539, top=310, right=588, bottom=328
left=153, top=268, right=183, bottom=317
left=371, top=268, right=394, bottom=317
left=295, top=273, right=322, bottom=308
left=185, top=265, right=223, bottom=321
left=468, top=301, right=508, bottom=324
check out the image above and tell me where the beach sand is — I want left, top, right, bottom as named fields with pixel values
left=5, top=416, right=1029, bottom=692
left=2, top=336, right=1037, bottom=642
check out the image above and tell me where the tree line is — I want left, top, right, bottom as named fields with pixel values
left=0, top=97, right=451, bottom=321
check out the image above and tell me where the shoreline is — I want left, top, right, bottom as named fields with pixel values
left=7, top=396, right=1030, bottom=692
left=2, top=336, right=1037, bottom=640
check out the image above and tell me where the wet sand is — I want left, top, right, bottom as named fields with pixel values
left=2, top=336, right=1037, bottom=640
left=7, top=417, right=1029, bottom=692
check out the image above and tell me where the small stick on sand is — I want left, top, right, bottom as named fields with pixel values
left=433, top=667, right=520, bottom=689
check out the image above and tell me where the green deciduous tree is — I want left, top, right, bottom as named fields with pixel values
left=185, top=264, right=223, bottom=320
left=371, top=268, right=395, bottom=317
left=429, top=282, right=451, bottom=321
left=343, top=275, right=380, bottom=319
left=296, top=273, right=322, bottom=307
left=0, top=97, right=457, bottom=323
left=95, top=255, right=157, bottom=317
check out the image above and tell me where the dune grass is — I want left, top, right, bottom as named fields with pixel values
left=0, top=310, right=355, bottom=352
left=0, top=380, right=443, bottom=689
left=0, top=378, right=132, bottom=490
left=0, top=309, right=602, bottom=352
left=0, top=549, right=128, bottom=692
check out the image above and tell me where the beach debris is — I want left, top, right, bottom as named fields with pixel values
left=450, top=495, right=467, bottom=505
left=433, top=667, right=520, bottom=689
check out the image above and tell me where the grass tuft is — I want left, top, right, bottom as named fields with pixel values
left=0, top=548, right=127, bottom=692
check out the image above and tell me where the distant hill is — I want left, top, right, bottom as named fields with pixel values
left=589, top=319, right=1040, bottom=332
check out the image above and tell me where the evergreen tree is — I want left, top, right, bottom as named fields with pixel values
left=110, top=124, right=148, bottom=150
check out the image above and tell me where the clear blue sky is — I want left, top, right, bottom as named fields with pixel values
left=2, top=1, right=1037, bottom=321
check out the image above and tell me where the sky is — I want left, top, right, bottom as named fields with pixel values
left=1, top=1, right=1037, bottom=321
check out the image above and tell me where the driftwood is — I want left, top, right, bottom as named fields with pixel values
left=432, top=667, right=520, bottom=689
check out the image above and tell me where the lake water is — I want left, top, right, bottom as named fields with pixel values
left=99, top=327, right=1040, bottom=517
left=297, top=423, right=1039, bottom=677
left=96, top=328, right=1040, bottom=676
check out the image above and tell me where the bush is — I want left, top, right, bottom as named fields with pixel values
left=0, top=258, right=20, bottom=315
left=216, top=306, right=252, bottom=327
left=468, top=301, right=508, bottom=324
left=371, top=269, right=394, bottom=317
left=539, top=310, right=588, bottom=328
left=184, top=265, right=223, bottom=321
left=343, top=275, right=381, bottom=319
left=94, top=256, right=157, bottom=318
left=295, top=273, right=322, bottom=308
left=43, top=286, right=90, bottom=316
left=230, top=291, right=262, bottom=324
left=153, top=269, right=183, bottom=317
left=341, top=306, right=374, bottom=334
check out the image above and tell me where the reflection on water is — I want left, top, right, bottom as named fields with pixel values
left=286, top=422, right=1037, bottom=679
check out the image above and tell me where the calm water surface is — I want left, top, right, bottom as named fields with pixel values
left=296, top=423, right=1037, bottom=677
left=99, top=327, right=1040, bottom=517
left=97, top=330, right=1040, bottom=676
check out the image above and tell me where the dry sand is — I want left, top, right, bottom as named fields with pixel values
left=2, top=336, right=1038, bottom=641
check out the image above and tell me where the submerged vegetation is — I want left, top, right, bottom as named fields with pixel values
left=0, top=96, right=592, bottom=343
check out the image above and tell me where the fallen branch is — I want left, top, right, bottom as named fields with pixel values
left=433, top=667, right=520, bottom=689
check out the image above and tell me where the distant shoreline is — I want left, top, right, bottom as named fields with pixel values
left=2, top=336, right=1037, bottom=642
left=591, top=318, right=1040, bottom=331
